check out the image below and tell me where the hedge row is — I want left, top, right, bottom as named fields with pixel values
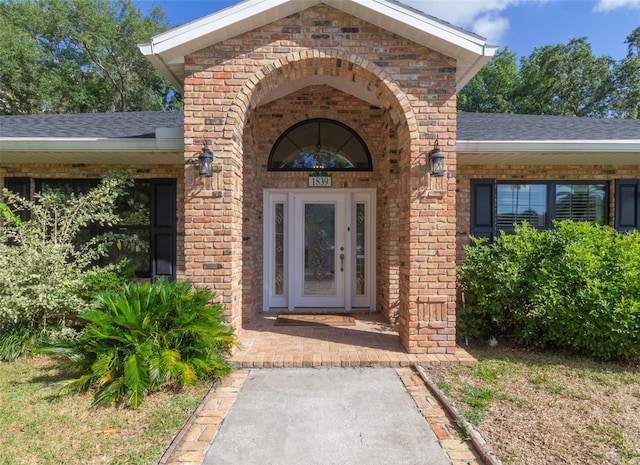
left=457, top=221, right=640, bottom=360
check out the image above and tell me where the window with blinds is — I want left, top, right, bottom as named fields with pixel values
left=472, top=180, right=610, bottom=238
left=554, top=183, right=607, bottom=225
left=496, top=183, right=547, bottom=231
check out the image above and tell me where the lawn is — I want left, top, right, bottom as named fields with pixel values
left=426, top=344, right=640, bottom=465
left=3, top=348, right=639, bottom=465
left=0, top=355, right=208, bottom=465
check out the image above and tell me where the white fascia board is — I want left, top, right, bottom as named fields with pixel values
left=341, top=0, right=490, bottom=54
left=142, top=52, right=184, bottom=92
left=455, top=46, right=498, bottom=90
left=0, top=137, right=183, bottom=153
left=140, top=0, right=316, bottom=61
left=139, top=0, right=496, bottom=91
left=458, top=140, right=640, bottom=153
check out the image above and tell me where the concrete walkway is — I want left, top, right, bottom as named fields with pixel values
left=203, top=368, right=450, bottom=465
left=161, top=367, right=482, bottom=465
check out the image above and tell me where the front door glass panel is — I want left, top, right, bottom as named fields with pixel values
left=355, top=202, right=365, bottom=295
left=275, top=203, right=285, bottom=295
left=304, top=203, right=336, bottom=296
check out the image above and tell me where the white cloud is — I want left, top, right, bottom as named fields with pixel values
left=401, top=0, right=549, bottom=44
left=593, top=0, right=640, bottom=11
left=471, top=14, right=511, bottom=43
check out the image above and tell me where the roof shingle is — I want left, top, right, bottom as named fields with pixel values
left=457, top=112, right=640, bottom=141
left=1, top=111, right=638, bottom=142
left=0, top=111, right=183, bottom=139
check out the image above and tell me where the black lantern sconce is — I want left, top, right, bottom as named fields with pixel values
left=427, top=139, right=445, bottom=177
left=198, top=140, right=214, bottom=177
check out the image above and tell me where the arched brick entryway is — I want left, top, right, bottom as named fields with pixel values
left=182, top=15, right=458, bottom=354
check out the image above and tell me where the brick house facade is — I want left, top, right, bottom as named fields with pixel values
left=1, top=0, right=639, bottom=354
left=141, top=0, right=501, bottom=354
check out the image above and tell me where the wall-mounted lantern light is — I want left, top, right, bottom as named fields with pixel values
left=198, top=140, right=214, bottom=177
left=427, top=139, right=445, bottom=177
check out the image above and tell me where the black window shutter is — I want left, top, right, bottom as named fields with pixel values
left=470, top=179, right=496, bottom=242
left=4, top=177, right=31, bottom=221
left=150, top=179, right=177, bottom=281
left=615, top=179, right=639, bottom=232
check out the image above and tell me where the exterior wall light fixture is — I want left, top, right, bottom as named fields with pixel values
left=198, top=140, right=214, bottom=177
left=428, top=139, right=445, bottom=177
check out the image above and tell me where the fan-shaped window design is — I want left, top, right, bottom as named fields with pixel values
left=268, top=119, right=372, bottom=171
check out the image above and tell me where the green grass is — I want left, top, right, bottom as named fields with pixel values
left=0, top=355, right=208, bottom=465
left=426, top=345, right=640, bottom=464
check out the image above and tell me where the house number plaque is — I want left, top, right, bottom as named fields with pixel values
left=308, top=172, right=332, bottom=187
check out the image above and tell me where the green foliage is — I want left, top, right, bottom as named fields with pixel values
left=0, top=170, right=136, bottom=350
left=517, top=38, right=615, bottom=117
left=0, top=327, right=36, bottom=362
left=458, top=47, right=520, bottom=113
left=41, top=279, right=236, bottom=408
left=613, top=26, right=640, bottom=118
left=0, top=0, right=178, bottom=114
left=459, top=29, right=640, bottom=118
left=458, top=221, right=640, bottom=360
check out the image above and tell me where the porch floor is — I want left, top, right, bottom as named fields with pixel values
left=230, top=313, right=477, bottom=368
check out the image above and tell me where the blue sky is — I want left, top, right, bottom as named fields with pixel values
left=136, top=0, right=640, bottom=60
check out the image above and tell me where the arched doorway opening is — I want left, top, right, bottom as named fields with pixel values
left=220, top=51, right=433, bottom=352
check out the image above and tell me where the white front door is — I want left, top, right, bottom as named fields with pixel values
left=263, top=190, right=375, bottom=311
left=293, top=193, right=345, bottom=308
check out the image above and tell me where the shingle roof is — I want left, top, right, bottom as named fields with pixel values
left=0, top=111, right=183, bottom=139
left=1, top=111, right=638, bottom=142
left=457, top=112, right=640, bottom=141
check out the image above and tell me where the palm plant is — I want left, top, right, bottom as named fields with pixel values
left=41, top=279, right=235, bottom=408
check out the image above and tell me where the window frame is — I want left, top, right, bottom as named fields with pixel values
left=471, top=179, right=611, bottom=240
left=35, top=178, right=155, bottom=279
left=268, top=118, right=373, bottom=172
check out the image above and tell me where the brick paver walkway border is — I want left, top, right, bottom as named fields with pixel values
left=230, top=313, right=477, bottom=368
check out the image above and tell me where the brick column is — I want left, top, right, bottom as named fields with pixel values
left=398, top=108, right=458, bottom=354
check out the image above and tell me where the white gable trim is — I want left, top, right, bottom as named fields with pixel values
left=139, top=0, right=497, bottom=92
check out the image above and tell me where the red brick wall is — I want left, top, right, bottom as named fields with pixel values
left=182, top=4, right=458, bottom=352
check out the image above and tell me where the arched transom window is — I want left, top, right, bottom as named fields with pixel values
left=268, top=119, right=372, bottom=171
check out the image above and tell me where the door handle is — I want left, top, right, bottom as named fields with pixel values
left=340, top=253, right=345, bottom=272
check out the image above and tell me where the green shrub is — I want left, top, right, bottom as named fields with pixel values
left=0, top=170, right=137, bottom=355
left=458, top=221, right=640, bottom=360
left=41, top=279, right=236, bottom=408
left=0, top=326, right=37, bottom=362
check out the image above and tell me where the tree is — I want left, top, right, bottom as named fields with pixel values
left=458, top=47, right=520, bottom=113
left=613, top=27, right=640, bottom=118
left=0, top=0, right=179, bottom=115
left=458, top=33, right=640, bottom=118
left=516, top=38, right=615, bottom=117
left=0, top=1, right=47, bottom=114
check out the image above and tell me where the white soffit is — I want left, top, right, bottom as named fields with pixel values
left=458, top=140, right=640, bottom=165
left=139, top=0, right=497, bottom=92
left=0, top=136, right=184, bottom=164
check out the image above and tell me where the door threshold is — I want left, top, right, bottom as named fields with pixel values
left=266, top=308, right=376, bottom=315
